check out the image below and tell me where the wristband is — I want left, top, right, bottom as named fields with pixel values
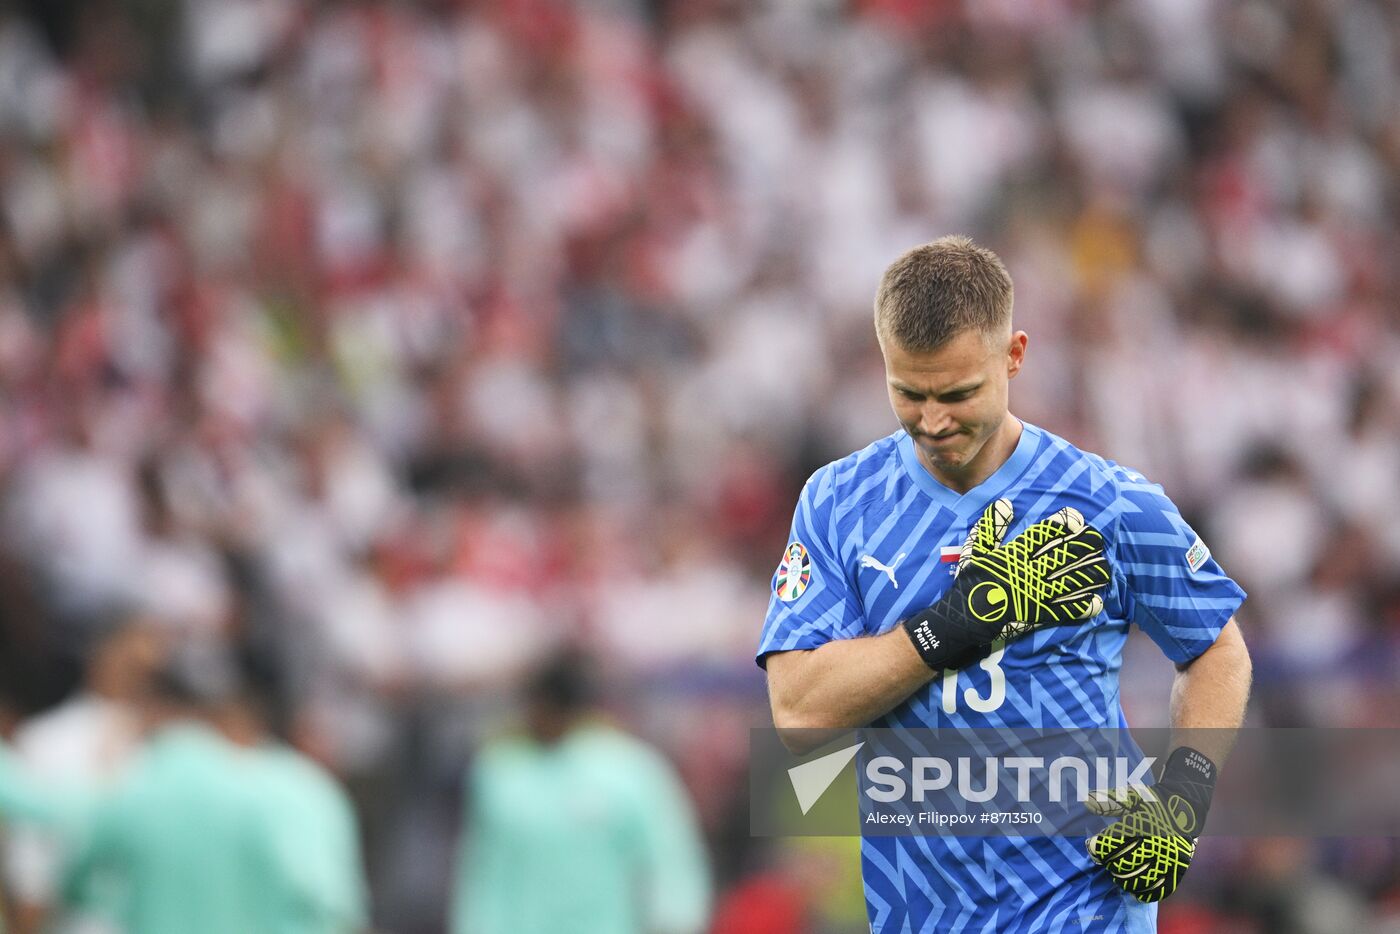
left=1156, top=745, right=1218, bottom=836
left=901, top=610, right=996, bottom=671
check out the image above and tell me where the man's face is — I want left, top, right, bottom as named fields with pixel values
left=92, top=621, right=168, bottom=703
left=881, top=328, right=1027, bottom=485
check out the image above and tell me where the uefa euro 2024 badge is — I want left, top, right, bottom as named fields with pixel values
left=775, top=542, right=812, bottom=601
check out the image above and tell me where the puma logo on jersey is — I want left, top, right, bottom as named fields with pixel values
left=860, top=552, right=906, bottom=588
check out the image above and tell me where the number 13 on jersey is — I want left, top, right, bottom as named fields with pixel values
left=941, top=641, right=1007, bottom=714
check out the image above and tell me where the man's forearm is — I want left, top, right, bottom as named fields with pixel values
left=766, top=628, right=933, bottom=750
left=1169, top=618, right=1252, bottom=767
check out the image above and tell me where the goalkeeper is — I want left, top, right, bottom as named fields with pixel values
left=759, top=236, right=1250, bottom=932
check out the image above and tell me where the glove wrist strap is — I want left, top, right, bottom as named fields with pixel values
left=1162, top=746, right=1217, bottom=788
left=1158, top=746, right=1218, bottom=836
left=901, top=608, right=995, bottom=672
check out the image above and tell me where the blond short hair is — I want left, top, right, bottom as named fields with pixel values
left=874, top=235, right=1014, bottom=351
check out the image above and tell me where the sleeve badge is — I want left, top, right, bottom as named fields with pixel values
left=1185, top=535, right=1211, bottom=573
left=775, top=542, right=812, bottom=602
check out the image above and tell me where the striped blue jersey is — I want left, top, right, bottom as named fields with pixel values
left=758, top=422, right=1246, bottom=934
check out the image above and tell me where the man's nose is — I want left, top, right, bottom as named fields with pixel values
left=920, top=403, right=955, bottom=435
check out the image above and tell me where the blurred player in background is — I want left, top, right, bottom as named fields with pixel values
left=451, top=649, right=711, bottom=934
left=214, top=682, right=370, bottom=934
left=760, top=237, right=1253, bottom=931
left=3, top=613, right=164, bottom=934
left=0, top=698, right=92, bottom=934
left=59, top=644, right=368, bottom=934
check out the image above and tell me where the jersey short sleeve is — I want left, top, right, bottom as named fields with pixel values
left=756, top=466, right=864, bottom=667
left=1112, top=470, right=1246, bottom=663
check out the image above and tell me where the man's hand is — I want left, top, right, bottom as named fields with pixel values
left=1087, top=746, right=1218, bottom=903
left=901, top=498, right=1111, bottom=671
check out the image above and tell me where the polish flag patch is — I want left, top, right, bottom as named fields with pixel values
left=940, top=545, right=962, bottom=573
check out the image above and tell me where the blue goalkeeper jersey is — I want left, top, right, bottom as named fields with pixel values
left=758, top=421, right=1246, bottom=934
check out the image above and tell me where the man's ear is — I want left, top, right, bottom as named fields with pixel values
left=1007, top=330, right=1028, bottom=378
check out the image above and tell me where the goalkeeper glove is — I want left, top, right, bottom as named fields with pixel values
left=1087, top=746, right=1218, bottom=903
left=902, top=498, right=1110, bottom=671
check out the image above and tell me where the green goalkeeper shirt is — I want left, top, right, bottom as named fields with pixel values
left=452, top=722, right=711, bottom=934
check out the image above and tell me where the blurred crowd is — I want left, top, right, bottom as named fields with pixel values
left=0, top=0, right=1398, bottom=931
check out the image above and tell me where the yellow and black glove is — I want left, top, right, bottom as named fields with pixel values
left=1087, top=746, right=1218, bottom=903
left=902, top=498, right=1110, bottom=671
